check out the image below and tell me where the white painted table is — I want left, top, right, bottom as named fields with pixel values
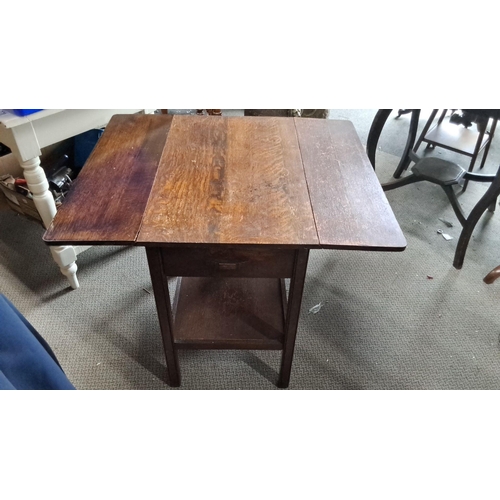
left=0, top=109, right=154, bottom=289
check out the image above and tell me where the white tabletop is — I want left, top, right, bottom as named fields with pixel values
left=0, top=109, right=62, bottom=129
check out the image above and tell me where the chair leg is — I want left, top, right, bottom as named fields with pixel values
left=366, top=109, right=392, bottom=169
left=478, top=118, right=497, bottom=170
left=442, top=185, right=467, bottom=226
left=488, top=197, right=497, bottom=213
left=393, top=110, right=421, bottom=179
left=484, top=265, right=500, bottom=284
left=462, top=118, right=489, bottom=192
left=436, top=109, right=449, bottom=125
left=453, top=167, right=500, bottom=269
left=382, top=173, right=422, bottom=192
left=413, top=109, right=439, bottom=153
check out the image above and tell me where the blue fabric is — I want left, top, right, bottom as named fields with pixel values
left=0, top=294, right=75, bottom=390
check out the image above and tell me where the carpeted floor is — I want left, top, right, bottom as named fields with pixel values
left=1, top=109, right=499, bottom=389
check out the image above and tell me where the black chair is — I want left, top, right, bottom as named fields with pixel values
left=366, top=109, right=500, bottom=269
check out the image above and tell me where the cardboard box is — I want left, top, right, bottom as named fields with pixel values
left=0, top=145, right=68, bottom=224
left=0, top=135, right=92, bottom=225
left=0, top=174, right=43, bottom=224
left=0, top=153, right=44, bottom=224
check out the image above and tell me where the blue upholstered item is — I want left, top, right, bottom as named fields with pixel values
left=0, top=294, right=75, bottom=390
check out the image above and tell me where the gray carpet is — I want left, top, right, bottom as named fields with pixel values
left=1, top=109, right=499, bottom=389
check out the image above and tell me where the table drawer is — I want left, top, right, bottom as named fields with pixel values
left=160, top=246, right=296, bottom=278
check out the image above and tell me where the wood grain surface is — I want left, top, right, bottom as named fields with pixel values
left=137, top=115, right=319, bottom=246
left=294, top=118, right=407, bottom=251
left=172, top=276, right=285, bottom=349
left=44, top=114, right=405, bottom=251
left=160, top=246, right=295, bottom=278
left=43, top=113, right=173, bottom=245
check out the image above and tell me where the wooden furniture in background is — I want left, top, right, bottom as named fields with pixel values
left=244, top=109, right=329, bottom=118
left=44, top=114, right=406, bottom=387
left=160, top=110, right=222, bottom=116
left=413, top=109, right=497, bottom=175
left=484, top=265, right=500, bottom=284
left=196, top=109, right=222, bottom=116
left=367, top=109, right=500, bottom=269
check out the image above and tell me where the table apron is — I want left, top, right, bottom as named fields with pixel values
left=159, top=246, right=296, bottom=278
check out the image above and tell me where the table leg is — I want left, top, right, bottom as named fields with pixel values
left=146, top=247, right=181, bottom=387
left=278, top=249, right=309, bottom=388
left=20, top=156, right=79, bottom=289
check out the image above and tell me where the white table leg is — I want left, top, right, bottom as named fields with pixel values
left=20, top=156, right=79, bottom=289
left=1, top=109, right=151, bottom=289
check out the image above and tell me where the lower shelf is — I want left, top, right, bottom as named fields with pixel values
left=172, top=277, right=286, bottom=350
left=424, top=122, right=490, bottom=157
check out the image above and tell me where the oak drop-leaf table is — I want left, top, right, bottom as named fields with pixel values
left=44, top=114, right=406, bottom=388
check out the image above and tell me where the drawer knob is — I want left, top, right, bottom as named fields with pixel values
left=218, top=262, right=238, bottom=270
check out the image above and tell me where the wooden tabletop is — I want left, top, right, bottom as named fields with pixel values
left=44, top=114, right=406, bottom=251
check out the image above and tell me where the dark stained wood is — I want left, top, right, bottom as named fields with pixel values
left=42, top=114, right=408, bottom=387
left=160, top=246, right=295, bottom=278
left=146, top=247, right=180, bottom=387
left=172, top=276, right=285, bottom=350
left=277, top=249, right=309, bottom=388
left=294, top=118, right=407, bottom=251
left=44, top=113, right=173, bottom=245
left=137, top=115, right=319, bottom=246
left=484, top=265, right=500, bottom=284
